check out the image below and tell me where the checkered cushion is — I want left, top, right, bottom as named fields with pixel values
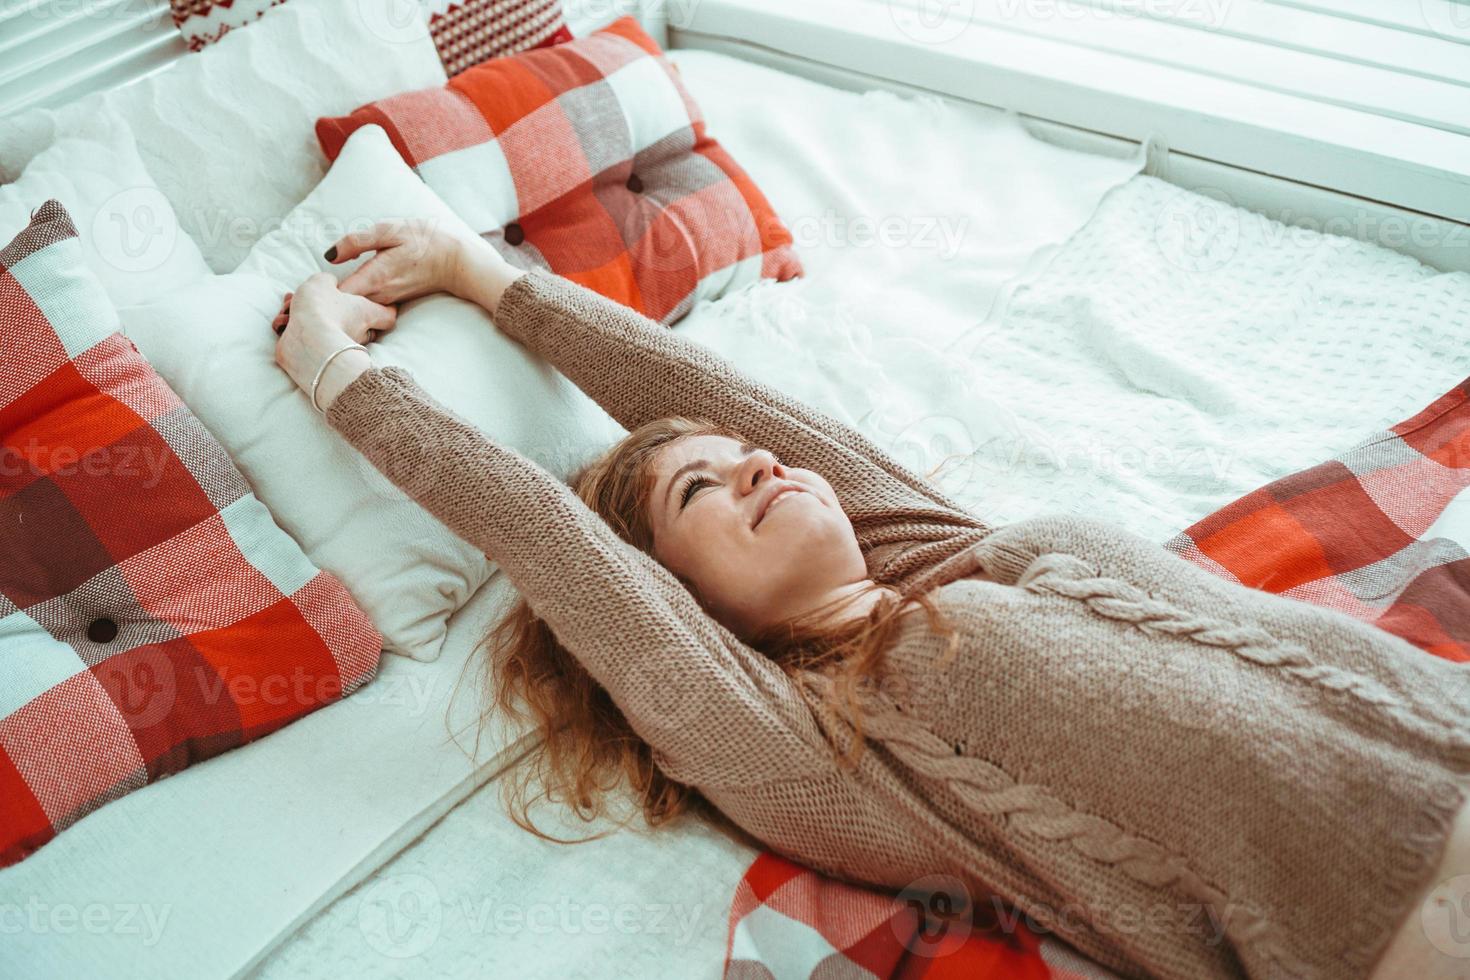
left=169, top=0, right=569, bottom=72
left=727, top=853, right=1111, bottom=980
left=315, top=16, right=802, bottom=324
left=1167, top=377, right=1470, bottom=663
left=0, top=200, right=382, bottom=868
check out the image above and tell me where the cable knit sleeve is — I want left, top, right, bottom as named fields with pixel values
left=326, top=365, right=833, bottom=788
left=493, top=272, right=989, bottom=582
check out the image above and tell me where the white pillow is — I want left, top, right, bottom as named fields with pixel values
left=121, top=125, right=624, bottom=661
left=0, top=114, right=211, bottom=308
left=0, top=0, right=447, bottom=273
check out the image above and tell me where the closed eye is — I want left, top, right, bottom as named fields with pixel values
left=679, top=476, right=713, bottom=509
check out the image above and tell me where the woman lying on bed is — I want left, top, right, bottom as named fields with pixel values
left=270, top=219, right=1469, bottom=980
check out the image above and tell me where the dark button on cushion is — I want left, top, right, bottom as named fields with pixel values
left=504, top=222, right=524, bottom=246
left=625, top=173, right=643, bottom=194
left=88, top=617, right=119, bottom=644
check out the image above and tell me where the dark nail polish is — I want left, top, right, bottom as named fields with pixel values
left=324, top=246, right=338, bottom=262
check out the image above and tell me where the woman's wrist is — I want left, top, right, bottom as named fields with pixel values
left=312, top=347, right=373, bottom=414
left=449, top=234, right=526, bottom=317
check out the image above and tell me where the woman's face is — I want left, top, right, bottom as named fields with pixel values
left=646, top=434, right=868, bottom=638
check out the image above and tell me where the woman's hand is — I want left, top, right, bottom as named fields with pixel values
left=273, top=272, right=394, bottom=412
left=325, top=218, right=479, bottom=305
left=328, top=218, right=527, bottom=317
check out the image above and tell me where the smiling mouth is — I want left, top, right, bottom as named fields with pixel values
left=754, top=487, right=804, bottom=529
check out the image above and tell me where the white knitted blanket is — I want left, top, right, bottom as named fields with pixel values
left=690, top=174, right=1470, bottom=542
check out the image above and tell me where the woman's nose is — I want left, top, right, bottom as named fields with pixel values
left=737, top=451, right=781, bottom=493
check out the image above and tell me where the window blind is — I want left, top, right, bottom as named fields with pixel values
left=0, top=0, right=186, bottom=117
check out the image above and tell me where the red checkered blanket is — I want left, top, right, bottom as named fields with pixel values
left=725, top=377, right=1470, bottom=979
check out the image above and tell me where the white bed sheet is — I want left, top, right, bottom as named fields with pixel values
left=0, top=50, right=1146, bottom=980
left=249, top=65, right=1470, bottom=980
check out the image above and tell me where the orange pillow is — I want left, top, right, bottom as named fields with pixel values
left=317, top=17, right=801, bottom=324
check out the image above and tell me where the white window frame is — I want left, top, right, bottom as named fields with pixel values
left=666, top=0, right=1470, bottom=272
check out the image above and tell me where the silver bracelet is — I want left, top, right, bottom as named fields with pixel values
left=310, top=343, right=369, bottom=414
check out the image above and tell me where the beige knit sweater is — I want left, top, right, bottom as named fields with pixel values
left=327, top=272, right=1470, bottom=980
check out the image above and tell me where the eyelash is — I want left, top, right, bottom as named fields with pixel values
left=676, top=451, right=780, bottom=511
left=679, top=476, right=712, bottom=508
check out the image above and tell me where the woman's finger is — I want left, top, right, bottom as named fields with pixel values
left=339, top=262, right=402, bottom=305
left=337, top=261, right=380, bottom=298
left=325, top=220, right=403, bottom=265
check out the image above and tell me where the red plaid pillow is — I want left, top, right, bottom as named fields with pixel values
left=169, top=0, right=570, bottom=71
left=316, top=16, right=802, bottom=324
left=1168, top=377, right=1470, bottom=663
left=0, top=201, right=381, bottom=868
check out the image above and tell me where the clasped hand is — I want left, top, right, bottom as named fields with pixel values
left=272, top=218, right=484, bottom=412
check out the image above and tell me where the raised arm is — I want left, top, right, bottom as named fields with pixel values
left=489, top=271, right=984, bottom=534
left=325, top=365, right=834, bottom=789
left=484, top=270, right=990, bottom=588
left=323, top=221, right=990, bottom=587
